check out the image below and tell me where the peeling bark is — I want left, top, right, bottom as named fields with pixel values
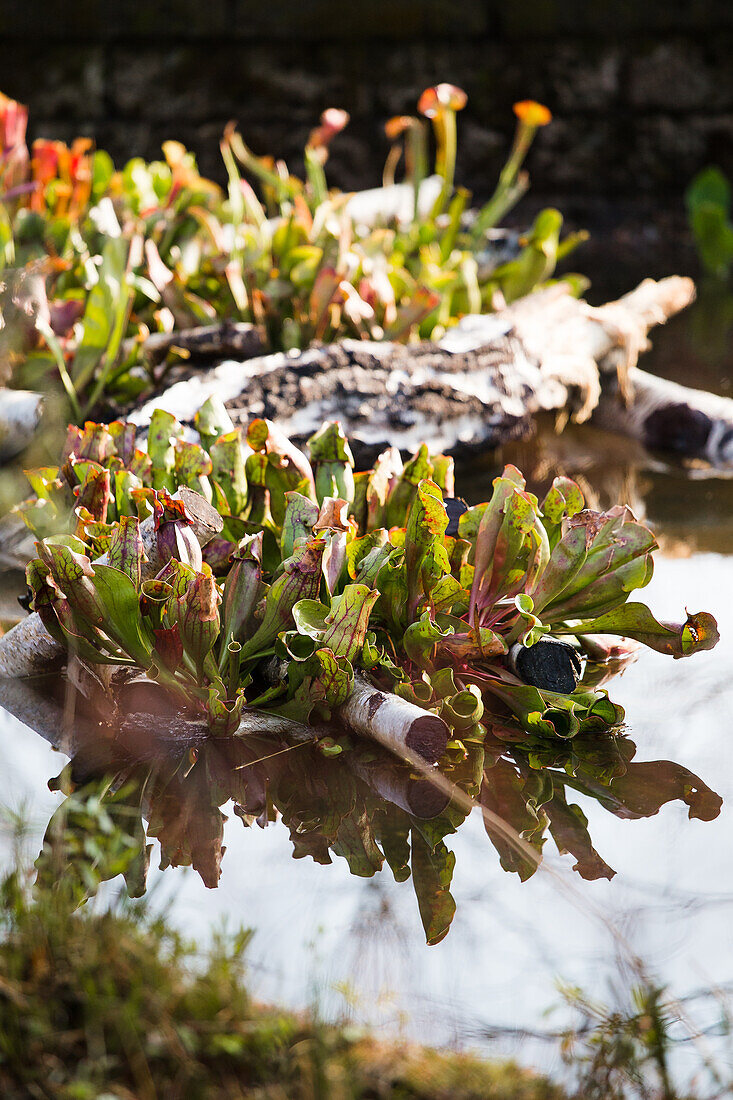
left=127, top=276, right=697, bottom=462
left=131, top=320, right=265, bottom=367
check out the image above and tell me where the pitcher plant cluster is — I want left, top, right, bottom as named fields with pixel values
left=0, top=86, right=585, bottom=418
left=18, top=403, right=719, bottom=745
left=11, top=403, right=723, bottom=942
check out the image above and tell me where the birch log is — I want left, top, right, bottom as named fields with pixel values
left=127, top=321, right=265, bottom=367
left=339, top=675, right=449, bottom=764
left=593, top=366, right=733, bottom=465
left=127, top=276, right=698, bottom=461
left=0, top=675, right=79, bottom=753
left=0, top=487, right=223, bottom=679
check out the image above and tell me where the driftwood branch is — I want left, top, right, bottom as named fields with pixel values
left=128, top=277, right=699, bottom=461
left=0, top=487, right=222, bottom=680
left=593, top=366, right=733, bottom=465
left=0, top=676, right=78, bottom=754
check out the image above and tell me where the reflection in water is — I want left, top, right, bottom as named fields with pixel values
left=459, top=415, right=733, bottom=555
left=2, top=297, right=733, bottom=1088
left=1, top=666, right=721, bottom=949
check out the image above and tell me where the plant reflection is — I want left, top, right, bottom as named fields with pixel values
left=4, top=669, right=720, bottom=949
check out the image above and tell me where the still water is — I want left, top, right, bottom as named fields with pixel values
left=1, top=298, right=733, bottom=1091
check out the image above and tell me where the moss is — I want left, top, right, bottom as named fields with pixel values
left=342, top=1039, right=565, bottom=1098
left=0, top=870, right=564, bottom=1100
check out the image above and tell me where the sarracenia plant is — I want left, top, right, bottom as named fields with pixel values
left=17, top=402, right=719, bottom=749
left=0, top=86, right=586, bottom=417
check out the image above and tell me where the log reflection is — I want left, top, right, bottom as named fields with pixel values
left=0, top=666, right=721, bottom=945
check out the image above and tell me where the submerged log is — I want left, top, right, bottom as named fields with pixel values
left=0, top=487, right=222, bottom=679
left=349, top=751, right=450, bottom=818
left=128, top=277, right=696, bottom=460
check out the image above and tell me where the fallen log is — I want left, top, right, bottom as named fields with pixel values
left=0, top=514, right=34, bottom=570
left=127, top=320, right=265, bottom=368
left=0, top=487, right=222, bottom=679
left=127, top=277, right=698, bottom=461
left=593, top=366, right=733, bottom=466
left=261, top=657, right=449, bottom=764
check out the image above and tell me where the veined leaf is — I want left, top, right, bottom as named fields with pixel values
left=238, top=538, right=325, bottom=660
left=404, top=478, right=450, bottom=618
left=562, top=602, right=720, bottom=659
left=107, top=514, right=146, bottom=588
left=321, top=583, right=379, bottom=662
left=90, top=564, right=153, bottom=665
left=410, top=829, right=456, bottom=945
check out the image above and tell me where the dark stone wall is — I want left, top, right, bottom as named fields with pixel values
left=2, top=2, right=733, bottom=203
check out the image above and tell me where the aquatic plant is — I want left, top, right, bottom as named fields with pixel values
left=2, top=408, right=720, bottom=939
left=0, top=87, right=586, bottom=418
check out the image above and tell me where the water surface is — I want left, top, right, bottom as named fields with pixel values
left=2, top=302, right=733, bottom=1091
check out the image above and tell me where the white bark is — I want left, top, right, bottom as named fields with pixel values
left=235, top=710, right=315, bottom=741
left=339, top=674, right=449, bottom=764
left=0, top=675, right=77, bottom=752
left=593, top=366, right=733, bottom=466
left=446, top=276, right=696, bottom=419
left=126, top=276, right=695, bottom=458
left=0, top=673, right=314, bottom=754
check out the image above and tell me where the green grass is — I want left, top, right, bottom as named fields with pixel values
left=0, top=852, right=564, bottom=1100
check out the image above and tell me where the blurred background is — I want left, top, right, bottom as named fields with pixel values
left=4, top=1, right=733, bottom=294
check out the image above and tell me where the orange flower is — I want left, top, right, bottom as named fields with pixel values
left=30, top=137, right=92, bottom=217
left=0, top=92, right=28, bottom=152
left=417, top=84, right=467, bottom=119
left=384, top=115, right=415, bottom=141
left=31, top=140, right=60, bottom=189
left=513, top=100, right=552, bottom=127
